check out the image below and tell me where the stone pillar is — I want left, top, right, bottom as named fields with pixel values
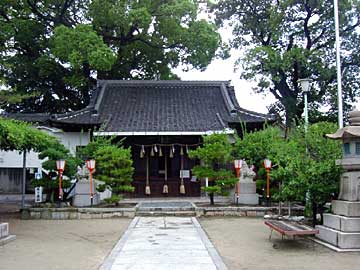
left=316, top=110, right=360, bottom=250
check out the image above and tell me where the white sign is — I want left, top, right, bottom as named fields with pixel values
left=179, top=170, right=190, bottom=178
left=35, top=168, right=42, bottom=180
left=35, top=187, right=43, bottom=203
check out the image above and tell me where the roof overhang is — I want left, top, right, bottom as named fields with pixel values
left=94, top=129, right=235, bottom=136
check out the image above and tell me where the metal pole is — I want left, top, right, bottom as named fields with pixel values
left=236, top=168, right=241, bottom=205
left=90, top=172, right=93, bottom=206
left=58, top=172, right=62, bottom=208
left=266, top=169, right=270, bottom=207
left=21, top=151, right=26, bottom=209
left=334, top=0, right=344, bottom=128
left=304, top=92, right=309, bottom=132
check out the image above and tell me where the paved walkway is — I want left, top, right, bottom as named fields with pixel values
left=101, top=217, right=228, bottom=270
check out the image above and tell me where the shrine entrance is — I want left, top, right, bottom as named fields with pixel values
left=122, top=135, right=202, bottom=197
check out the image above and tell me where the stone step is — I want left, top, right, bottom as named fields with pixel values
left=136, top=201, right=196, bottom=212
left=323, top=213, right=360, bottom=232
left=0, top=235, right=16, bottom=246
left=0, top=223, right=16, bottom=246
left=316, top=225, right=360, bottom=249
left=136, top=211, right=197, bottom=217
left=332, top=200, right=360, bottom=217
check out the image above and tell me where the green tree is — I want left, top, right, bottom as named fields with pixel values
left=211, top=0, right=360, bottom=127
left=34, top=142, right=81, bottom=203
left=235, top=122, right=341, bottom=226
left=0, top=117, right=59, bottom=206
left=278, top=122, right=342, bottom=226
left=95, top=144, right=134, bottom=205
left=0, top=117, right=56, bottom=152
left=188, top=133, right=238, bottom=205
left=0, top=0, right=222, bottom=113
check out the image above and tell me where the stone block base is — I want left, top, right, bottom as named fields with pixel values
left=338, top=172, right=360, bottom=201
left=0, top=223, right=16, bottom=246
left=316, top=225, right=360, bottom=249
left=233, top=194, right=259, bottom=205
left=323, top=213, right=360, bottom=232
left=238, top=182, right=256, bottom=194
left=0, top=223, right=9, bottom=238
left=0, top=235, right=16, bottom=246
left=231, top=182, right=259, bottom=205
left=72, top=194, right=100, bottom=207
left=332, top=200, right=360, bottom=217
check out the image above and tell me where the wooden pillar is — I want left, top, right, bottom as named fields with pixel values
left=180, top=154, right=185, bottom=194
left=145, top=154, right=151, bottom=195
left=163, top=150, right=168, bottom=194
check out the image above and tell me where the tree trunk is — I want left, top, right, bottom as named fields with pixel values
left=312, top=201, right=318, bottom=227
left=209, top=193, right=215, bottom=205
left=21, top=151, right=26, bottom=209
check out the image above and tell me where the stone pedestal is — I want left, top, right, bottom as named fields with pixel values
left=230, top=161, right=259, bottom=205
left=316, top=197, right=360, bottom=249
left=232, top=182, right=259, bottom=205
left=72, top=181, right=100, bottom=207
left=316, top=110, right=360, bottom=250
left=338, top=172, right=360, bottom=201
left=0, top=223, right=16, bottom=245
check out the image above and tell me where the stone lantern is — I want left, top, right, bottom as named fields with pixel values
left=316, top=110, right=360, bottom=250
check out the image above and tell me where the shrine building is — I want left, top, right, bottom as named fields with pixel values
left=3, top=80, right=274, bottom=197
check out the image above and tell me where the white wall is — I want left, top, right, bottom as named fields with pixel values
left=54, top=131, right=90, bottom=155
left=0, top=129, right=90, bottom=169
left=0, top=150, right=41, bottom=168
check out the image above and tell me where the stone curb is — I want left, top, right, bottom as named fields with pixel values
left=21, top=205, right=301, bottom=220
left=192, top=217, right=228, bottom=270
left=0, top=235, right=16, bottom=246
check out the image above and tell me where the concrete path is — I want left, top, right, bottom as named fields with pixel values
left=101, top=217, right=228, bottom=270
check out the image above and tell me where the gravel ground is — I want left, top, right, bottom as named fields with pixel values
left=0, top=218, right=130, bottom=270
left=200, top=217, right=360, bottom=270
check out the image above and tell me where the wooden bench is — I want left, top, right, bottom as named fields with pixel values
left=264, top=220, right=319, bottom=245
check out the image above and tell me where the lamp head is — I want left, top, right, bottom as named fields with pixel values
left=233, top=159, right=243, bottom=169
left=297, top=78, right=312, bottom=93
left=86, top=159, right=96, bottom=171
left=56, top=159, right=66, bottom=172
left=264, top=158, right=272, bottom=169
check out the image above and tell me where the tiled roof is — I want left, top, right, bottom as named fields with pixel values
left=4, top=113, right=51, bottom=124
left=55, top=80, right=274, bottom=132
left=4, top=80, right=275, bottom=132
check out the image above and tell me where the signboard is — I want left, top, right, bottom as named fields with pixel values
left=179, top=170, right=190, bottom=178
left=35, top=187, right=43, bottom=203
left=35, top=168, right=42, bottom=180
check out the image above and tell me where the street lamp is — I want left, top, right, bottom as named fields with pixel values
left=234, top=159, right=243, bottom=205
left=298, top=78, right=312, bottom=132
left=86, top=159, right=96, bottom=206
left=56, top=159, right=66, bottom=204
left=264, top=158, right=272, bottom=206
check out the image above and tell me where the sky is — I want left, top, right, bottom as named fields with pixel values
left=173, top=23, right=276, bottom=115
left=173, top=50, right=276, bottom=114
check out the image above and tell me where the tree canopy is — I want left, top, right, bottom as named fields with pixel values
left=0, top=0, right=221, bottom=113
left=0, top=117, right=57, bottom=152
left=211, top=0, right=360, bottom=127
left=235, top=122, right=341, bottom=225
left=188, top=133, right=238, bottom=205
left=34, top=141, right=81, bottom=202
